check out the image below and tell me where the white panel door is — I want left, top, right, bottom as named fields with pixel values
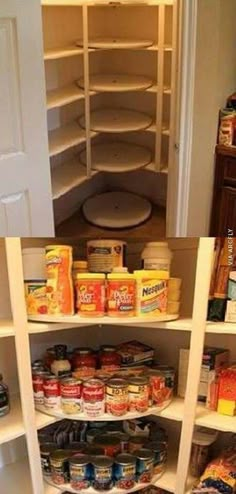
left=0, top=0, right=54, bottom=236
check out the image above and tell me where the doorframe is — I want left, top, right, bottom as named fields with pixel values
left=170, top=0, right=198, bottom=237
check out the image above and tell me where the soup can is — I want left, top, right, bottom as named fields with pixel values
left=32, top=370, right=49, bottom=406
left=40, top=442, right=57, bottom=476
left=50, top=450, right=71, bottom=485
left=114, top=454, right=136, bottom=489
left=83, top=379, right=105, bottom=417
left=92, top=455, right=114, bottom=491
left=147, top=370, right=165, bottom=407
left=69, top=455, right=91, bottom=490
left=135, top=449, right=154, bottom=483
left=128, top=377, right=149, bottom=412
left=61, top=378, right=82, bottom=415
left=43, top=375, right=61, bottom=409
left=106, top=378, right=129, bottom=416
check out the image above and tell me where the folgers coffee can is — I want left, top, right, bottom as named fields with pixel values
left=135, top=448, right=154, bottom=483
left=40, top=442, right=57, bottom=476
left=144, top=441, right=167, bottom=475
left=43, top=375, right=61, bottom=409
left=114, top=454, right=136, bottom=489
left=69, top=455, right=91, bottom=490
left=106, top=378, right=129, bottom=416
left=147, top=370, right=165, bottom=406
left=61, top=378, right=82, bottom=415
left=32, top=370, right=49, bottom=406
left=93, top=434, right=121, bottom=457
left=92, top=455, right=114, bottom=491
left=83, top=379, right=105, bottom=417
left=50, top=450, right=71, bottom=484
left=128, top=377, right=149, bottom=412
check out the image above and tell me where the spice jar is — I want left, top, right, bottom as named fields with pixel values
left=99, top=346, right=121, bottom=371
left=51, top=344, right=71, bottom=378
left=72, top=348, right=97, bottom=377
left=0, top=374, right=10, bottom=417
left=76, top=273, right=106, bottom=317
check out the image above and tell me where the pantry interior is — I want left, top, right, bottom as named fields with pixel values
left=0, top=237, right=236, bottom=494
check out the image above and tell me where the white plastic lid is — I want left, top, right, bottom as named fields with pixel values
left=192, top=427, right=218, bottom=446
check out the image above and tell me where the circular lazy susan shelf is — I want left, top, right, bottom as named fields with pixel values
left=36, top=400, right=172, bottom=422
left=76, top=37, right=154, bottom=50
left=45, top=475, right=161, bottom=494
left=82, top=191, right=152, bottom=229
left=79, top=109, right=153, bottom=133
left=80, top=142, right=152, bottom=173
left=28, top=314, right=179, bottom=325
left=78, top=74, right=153, bottom=92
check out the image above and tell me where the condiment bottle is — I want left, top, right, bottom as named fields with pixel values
left=51, top=344, right=71, bottom=377
left=0, top=373, right=10, bottom=417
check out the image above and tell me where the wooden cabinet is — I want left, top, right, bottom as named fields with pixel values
left=210, top=146, right=236, bottom=236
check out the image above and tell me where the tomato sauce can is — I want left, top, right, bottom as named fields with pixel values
left=135, top=449, right=154, bottom=483
left=106, top=378, right=129, bottom=416
left=92, top=456, right=114, bottom=491
left=40, top=442, right=57, bottom=476
left=69, top=455, right=91, bottom=490
left=60, top=378, right=82, bottom=415
left=153, top=365, right=175, bottom=402
left=76, top=274, right=106, bottom=317
left=114, top=454, right=136, bottom=489
left=83, top=379, right=105, bottom=417
left=50, top=450, right=71, bottom=484
left=148, top=370, right=166, bottom=406
left=128, top=377, right=149, bottom=412
left=93, top=434, right=121, bottom=457
left=43, top=375, right=61, bottom=409
left=32, top=370, right=49, bottom=406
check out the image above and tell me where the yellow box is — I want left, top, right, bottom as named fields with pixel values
left=217, top=398, right=236, bottom=416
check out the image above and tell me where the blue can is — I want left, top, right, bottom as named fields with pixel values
left=92, top=456, right=114, bottom=491
left=135, top=448, right=154, bottom=484
left=69, top=455, right=91, bottom=490
left=145, top=441, right=167, bottom=475
left=114, top=454, right=136, bottom=489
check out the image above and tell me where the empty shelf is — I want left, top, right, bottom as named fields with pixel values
left=49, top=122, right=91, bottom=157
left=78, top=74, right=153, bottom=92
left=0, top=319, right=14, bottom=337
left=76, top=37, right=154, bottom=50
left=44, top=45, right=84, bottom=60
left=47, top=84, right=85, bottom=110
left=79, top=108, right=153, bottom=133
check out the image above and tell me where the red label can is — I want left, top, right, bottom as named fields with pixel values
left=83, top=379, right=105, bottom=417
left=43, top=375, right=61, bottom=409
left=61, top=378, right=82, bottom=415
left=148, top=371, right=165, bottom=406
left=32, top=371, right=49, bottom=406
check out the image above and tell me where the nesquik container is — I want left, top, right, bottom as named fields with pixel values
left=76, top=273, right=106, bottom=317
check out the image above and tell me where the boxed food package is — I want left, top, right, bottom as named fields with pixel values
left=225, top=271, right=236, bottom=322
left=192, top=446, right=236, bottom=494
left=217, top=366, right=236, bottom=416
left=117, top=340, right=154, bottom=366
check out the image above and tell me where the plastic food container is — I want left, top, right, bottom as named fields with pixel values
left=87, top=240, right=126, bottom=273
left=134, top=270, right=169, bottom=317
left=22, top=248, right=46, bottom=281
left=75, top=273, right=106, bottom=317
left=190, top=427, right=218, bottom=477
left=141, top=242, right=172, bottom=273
left=107, top=273, right=136, bottom=317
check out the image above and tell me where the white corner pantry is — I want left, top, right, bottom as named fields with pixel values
left=0, top=237, right=236, bottom=494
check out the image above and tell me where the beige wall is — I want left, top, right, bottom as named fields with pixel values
left=187, top=0, right=236, bottom=236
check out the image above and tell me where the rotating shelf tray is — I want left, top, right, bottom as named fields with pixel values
left=36, top=400, right=172, bottom=422
left=78, top=74, right=153, bottom=92
left=76, top=37, right=154, bottom=50
left=28, top=314, right=179, bottom=325
left=79, top=109, right=153, bottom=133
left=82, top=191, right=152, bottom=229
left=80, top=142, right=152, bottom=173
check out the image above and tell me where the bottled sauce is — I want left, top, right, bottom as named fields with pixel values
left=99, top=346, right=121, bottom=371
left=72, top=348, right=97, bottom=376
left=51, top=345, right=71, bottom=377
left=0, top=374, right=10, bottom=417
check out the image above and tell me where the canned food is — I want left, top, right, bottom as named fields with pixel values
left=83, top=379, right=105, bottom=417
left=83, top=445, right=104, bottom=458
left=66, top=442, right=86, bottom=453
left=144, top=441, right=167, bottom=475
left=61, top=378, right=82, bottom=414
left=128, top=377, right=149, bottom=413
left=92, top=455, right=114, bottom=491
left=135, top=449, right=154, bottom=483
left=50, top=450, right=71, bottom=485
left=43, top=375, right=61, bottom=409
left=148, top=370, right=165, bottom=406
left=114, top=454, right=136, bottom=489
left=87, top=240, right=126, bottom=274
left=69, top=455, right=91, bottom=490
left=153, top=365, right=175, bottom=401
left=93, top=434, right=121, bottom=457
left=32, top=370, right=49, bottom=406
left=112, top=432, right=130, bottom=453
left=106, top=378, right=129, bottom=416
left=86, top=428, right=101, bottom=444
left=129, top=436, right=147, bottom=454
left=40, top=442, right=57, bottom=476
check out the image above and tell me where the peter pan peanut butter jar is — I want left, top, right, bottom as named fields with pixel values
left=134, top=270, right=169, bottom=317
left=107, top=271, right=136, bottom=317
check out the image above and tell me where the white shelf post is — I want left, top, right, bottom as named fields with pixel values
left=82, top=4, right=92, bottom=178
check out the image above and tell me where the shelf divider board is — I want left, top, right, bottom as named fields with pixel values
left=82, top=4, right=92, bottom=178
left=5, top=239, right=44, bottom=494
left=155, top=4, right=165, bottom=171
left=175, top=238, right=215, bottom=494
